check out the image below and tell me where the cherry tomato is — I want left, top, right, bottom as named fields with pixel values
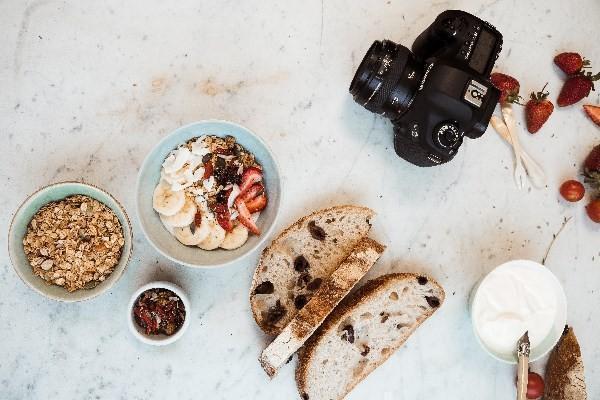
left=516, top=371, right=545, bottom=399
left=559, top=180, right=585, bottom=202
left=586, top=199, right=600, bottom=223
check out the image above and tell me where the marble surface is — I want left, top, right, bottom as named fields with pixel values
left=1, top=0, right=599, bottom=398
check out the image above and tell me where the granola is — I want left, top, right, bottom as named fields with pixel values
left=23, top=195, right=125, bottom=292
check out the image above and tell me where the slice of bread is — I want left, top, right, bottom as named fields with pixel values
left=545, top=326, right=587, bottom=400
left=260, top=238, right=385, bottom=377
left=250, top=206, right=375, bottom=336
left=296, top=273, right=445, bottom=400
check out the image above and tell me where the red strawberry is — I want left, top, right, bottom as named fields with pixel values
left=246, top=194, right=267, bottom=213
left=525, top=84, right=554, bottom=133
left=557, top=72, right=600, bottom=107
left=583, top=144, right=600, bottom=190
left=238, top=183, right=264, bottom=202
left=490, top=72, right=522, bottom=104
left=235, top=198, right=260, bottom=235
left=213, top=203, right=233, bottom=232
left=554, top=52, right=589, bottom=75
left=203, top=161, right=213, bottom=179
left=583, top=105, right=600, bottom=127
left=239, top=166, right=263, bottom=194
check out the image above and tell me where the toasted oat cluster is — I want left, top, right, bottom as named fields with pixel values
left=23, top=195, right=125, bottom=292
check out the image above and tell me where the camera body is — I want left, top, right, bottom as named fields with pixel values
left=350, top=10, right=503, bottom=167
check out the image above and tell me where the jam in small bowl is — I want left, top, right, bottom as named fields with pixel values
left=128, top=281, right=190, bottom=345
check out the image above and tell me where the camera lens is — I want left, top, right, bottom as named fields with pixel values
left=349, top=40, right=423, bottom=119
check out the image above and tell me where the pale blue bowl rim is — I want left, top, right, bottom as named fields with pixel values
left=8, top=180, right=134, bottom=302
left=135, top=119, right=282, bottom=269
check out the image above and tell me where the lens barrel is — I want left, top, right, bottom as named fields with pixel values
left=349, top=40, right=423, bottom=120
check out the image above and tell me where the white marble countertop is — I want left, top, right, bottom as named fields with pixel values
left=1, top=1, right=599, bottom=399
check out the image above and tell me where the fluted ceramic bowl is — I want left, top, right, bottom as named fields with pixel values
left=8, top=181, right=133, bottom=302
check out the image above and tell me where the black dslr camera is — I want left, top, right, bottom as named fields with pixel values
left=349, top=10, right=503, bottom=167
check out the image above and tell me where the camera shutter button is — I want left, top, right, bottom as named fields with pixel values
left=435, top=122, right=462, bottom=148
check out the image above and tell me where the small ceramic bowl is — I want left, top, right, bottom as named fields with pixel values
left=136, top=120, right=281, bottom=268
left=469, top=259, right=567, bottom=363
left=128, top=281, right=191, bottom=346
left=8, top=181, right=133, bottom=302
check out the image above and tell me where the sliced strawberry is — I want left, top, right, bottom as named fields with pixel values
left=203, top=161, right=214, bottom=179
left=238, top=183, right=265, bottom=202
left=239, top=167, right=263, bottom=194
left=235, top=198, right=260, bottom=235
left=213, top=203, right=233, bottom=232
left=246, top=193, right=267, bottom=213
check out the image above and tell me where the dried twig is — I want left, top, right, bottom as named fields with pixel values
left=542, top=216, right=573, bottom=265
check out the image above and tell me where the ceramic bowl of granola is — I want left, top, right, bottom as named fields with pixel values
left=136, top=120, right=281, bottom=268
left=8, top=181, right=133, bottom=302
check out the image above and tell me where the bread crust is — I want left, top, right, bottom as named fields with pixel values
left=296, top=273, right=445, bottom=400
left=545, top=326, right=587, bottom=400
left=250, top=205, right=375, bottom=335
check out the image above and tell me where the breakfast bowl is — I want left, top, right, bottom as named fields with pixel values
left=469, top=259, right=567, bottom=363
left=136, top=120, right=281, bottom=268
left=8, top=181, right=133, bottom=302
left=128, top=281, right=190, bottom=346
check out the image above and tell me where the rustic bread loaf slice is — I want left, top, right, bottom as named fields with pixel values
left=250, top=206, right=375, bottom=336
left=260, top=238, right=385, bottom=377
left=296, top=273, right=445, bottom=400
left=545, top=326, right=587, bottom=400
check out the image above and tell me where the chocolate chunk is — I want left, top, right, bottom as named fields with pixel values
left=266, top=300, right=286, bottom=324
left=308, top=221, right=327, bottom=241
left=425, top=296, right=440, bottom=308
left=341, top=325, right=355, bottom=344
left=301, top=394, right=309, bottom=400
left=307, top=278, right=322, bottom=291
left=254, top=281, right=274, bottom=295
left=380, top=313, right=389, bottom=323
left=294, top=255, right=310, bottom=272
left=294, top=295, right=308, bottom=309
left=396, top=324, right=406, bottom=329
left=417, top=276, right=428, bottom=285
left=360, top=345, right=370, bottom=356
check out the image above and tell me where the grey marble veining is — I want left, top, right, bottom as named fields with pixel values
left=1, top=0, right=599, bottom=399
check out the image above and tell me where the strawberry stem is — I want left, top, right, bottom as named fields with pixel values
left=530, top=83, right=550, bottom=102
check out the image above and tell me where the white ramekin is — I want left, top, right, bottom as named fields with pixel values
left=128, top=281, right=191, bottom=346
left=469, top=259, right=567, bottom=364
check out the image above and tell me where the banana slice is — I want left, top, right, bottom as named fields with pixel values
left=160, top=197, right=197, bottom=228
left=197, top=220, right=226, bottom=250
left=153, top=182, right=185, bottom=216
left=159, top=214, right=175, bottom=234
left=174, top=218, right=210, bottom=246
left=220, top=224, right=249, bottom=250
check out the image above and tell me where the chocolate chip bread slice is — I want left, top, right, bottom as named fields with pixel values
left=250, top=206, right=375, bottom=336
left=260, top=238, right=385, bottom=377
left=545, top=326, right=587, bottom=400
left=296, top=273, right=444, bottom=400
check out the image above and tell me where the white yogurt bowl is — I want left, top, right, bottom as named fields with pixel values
left=469, top=260, right=567, bottom=363
left=128, top=281, right=191, bottom=346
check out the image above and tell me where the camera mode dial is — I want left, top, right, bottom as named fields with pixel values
left=435, top=122, right=462, bottom=148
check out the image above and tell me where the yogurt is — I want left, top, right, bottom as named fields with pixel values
left=472, top=261, right=558, bottom=357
